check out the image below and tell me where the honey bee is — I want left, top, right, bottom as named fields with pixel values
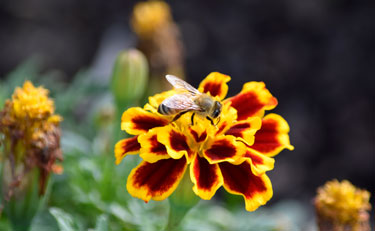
left=158, top=75, right=222, bottom=125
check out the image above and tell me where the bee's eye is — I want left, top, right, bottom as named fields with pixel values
left=213, top=110, right=220, bottom=118
left=212, top=101, right=222, bottom=118
left=212, top=108, right=221, bottom=118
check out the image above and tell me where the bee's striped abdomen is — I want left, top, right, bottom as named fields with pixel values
left=158, top=103, right=178, bottom=115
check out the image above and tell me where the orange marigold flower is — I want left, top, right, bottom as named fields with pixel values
left=115, top=72, right=294, bottom=211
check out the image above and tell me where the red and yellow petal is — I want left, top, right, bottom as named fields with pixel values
left=138, top=128, right=170, bottom=163
left=214, top=103, right=238, bottom=136
left=190, top=155, right=223, bottom=200
left=225, top=81, right=278, bottom=121
left=157, top=125, right=195, bottom=162
left=243, top=149, right=275, bottom=176
left=115, top=136, right=141, bottom=165
left=250, top=113, right=294, bottom=157
left=121, top=107, right=169, bottom=135
left=198, top=72, right=231, bottom=100
left=219, top=160, right=273, bottom=211
left=225, top=117, right=261, bottom=145
left=203, top=135, right=247, bottom=164
left=185, top=119, right=210, bottom=144
left=127, top=158, right=188, bottom=202
left=188, top=128, right=208, bottom=144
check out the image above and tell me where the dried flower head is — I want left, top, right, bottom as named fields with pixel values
left=115, top=72, right=293, bottom=211
left=0, top=81, right=63, bottom=196
left=315, top=179, right=371, bottom=230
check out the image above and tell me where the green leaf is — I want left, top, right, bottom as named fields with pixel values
left=30, top=210, right=59, bottom=231
left=49, top=207, right=81, bottom=231
left=94, top=215, right=108, bottom=231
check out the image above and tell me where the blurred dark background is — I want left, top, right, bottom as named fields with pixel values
left=0, top=0, right=373, bottom=207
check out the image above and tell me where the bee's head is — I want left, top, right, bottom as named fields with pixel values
left=211, top=101, right=222, bottom=119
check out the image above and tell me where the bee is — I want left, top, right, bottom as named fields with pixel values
left=158, top=75, right=222, bottom=125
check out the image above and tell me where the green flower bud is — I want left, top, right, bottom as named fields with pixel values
left=111, top=49, right=149, bottom=109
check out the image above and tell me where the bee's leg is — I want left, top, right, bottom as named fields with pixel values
left=206, top=116, right=214, bottom=126
left=172, top=111, right=188, bottom=122
left=215, top=116, right=221, bottom=125
left=191, top=113, right=196, bottom=125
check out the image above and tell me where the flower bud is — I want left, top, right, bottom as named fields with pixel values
left=110, top=49, right=148, bottom=109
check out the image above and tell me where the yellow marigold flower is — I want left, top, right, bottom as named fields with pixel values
left=315, top=179, right=371, bottom=229
left=131, top=0, right=172, bottom=38
left=115, top=72, right=294, bottom=211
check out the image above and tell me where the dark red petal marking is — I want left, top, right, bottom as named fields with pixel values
left=228, top=91, right=264, bottom=121
left=219, top=161, right=267, bottom=197
left=251, top=119, right=280, bottom=153
left=202, top=82, right=222, bottom=97
left=216, top=122, right=227, bottom=135
left=122, top=136, right=141, bottom=153
left=193, top=156, right=219, bottom=190
left=190, top=129, right=207, bottom=143
left=205, top=139, right=236, bottom=161
left=244, top=150, right=264, bottom=165
left=133, top=158, right=187, bottom=193
left=149, top=135, right=167, bottom=155
left=133, top=116, right=168, bottom=131
left=259, top=119, right=278, bottom=131
left=225, top=123, right=251, bottom=138
left=170, top=130, right=190, bottom=151
left=169, top=130, right=194, bottom=159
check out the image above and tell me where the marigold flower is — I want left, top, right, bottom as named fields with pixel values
left=0, top=80, right=63, bottom=195
left=115, top=72, right=294, bottom=211
left=314, top=179, right=371, bottom=231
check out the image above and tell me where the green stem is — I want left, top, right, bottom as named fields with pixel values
left=112, top=101, right=130, bottom=148
left=164, top=171, right=200, bottom=231
left=8, top=169, right=40, bottom=231
left=164, top=199, right=192, bottom=231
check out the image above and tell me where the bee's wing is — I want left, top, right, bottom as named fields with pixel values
left=166, top=75, right=201, bottom=95
left=161, top=93, right=201, bottom=111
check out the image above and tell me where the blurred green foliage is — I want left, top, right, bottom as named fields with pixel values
left=0, top=58, right=309, bottom=230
